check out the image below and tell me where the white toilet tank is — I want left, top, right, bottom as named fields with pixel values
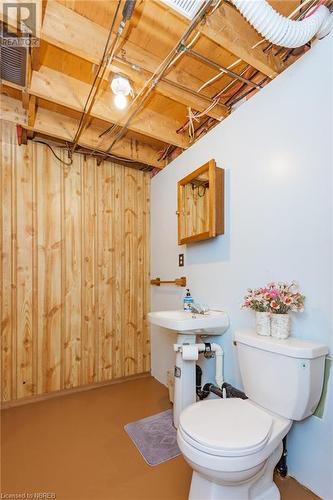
left=235, top=330, right=328, bottom=421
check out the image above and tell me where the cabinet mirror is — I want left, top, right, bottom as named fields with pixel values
left=177, top=159, right=224, bottom=245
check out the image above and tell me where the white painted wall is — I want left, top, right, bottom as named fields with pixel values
left=151, top=33, right=333, bottom=499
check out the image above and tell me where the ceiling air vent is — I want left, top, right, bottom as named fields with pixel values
left=160, top=0, right=202, bottom=20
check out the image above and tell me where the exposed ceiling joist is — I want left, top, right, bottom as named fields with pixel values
left=0, top=94, right=164, bottom=167
left=41, top=1, right=228, bottom=120
left=1, top=0, right=310, bottom=169
left=27, top=94, right=36, bottom=126
left=28, top=66, right=187, bottom=148
left=200, top=3, right=284, bottom=78
left=111, top=47, right=229, bottom=121
left=1, top=92, right=27, bottom=124
left=41, top=1, right=104, bottom=63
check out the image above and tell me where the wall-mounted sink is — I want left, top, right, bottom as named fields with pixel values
left=149, top=309, right=230, bottom=428
left=148, top=310, right=229, bottom=335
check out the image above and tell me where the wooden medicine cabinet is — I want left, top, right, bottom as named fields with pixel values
left=177, top=159, right=224, bottom=245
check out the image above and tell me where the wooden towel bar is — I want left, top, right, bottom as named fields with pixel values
left=150, top=277, right=187, bottom=287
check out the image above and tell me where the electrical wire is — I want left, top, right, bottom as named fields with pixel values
left=76, top=149, right=139, bottom=163
left=97, top=0, right=215, bottom=157
left=33, top=138, right=150, bottom=168
left=33, top=140, right=73, bottom=166
left=69, top=0, right=122, bottom=156
left=182, top=0, right=326, bottom=140
left=185, top=65, right=256, bottom=138
left=210, top=0, right=223, bottom=16
left=98, top=30, right=201, bottom=142
left=159, top=0, right=328, bottom=161
left=199, top=0, right=322, bottom=96
left=157, top=144, right=173, bottom=162
left=289, top=0, right=317, bottom=18
left=197, top=58, right=244, bottom=92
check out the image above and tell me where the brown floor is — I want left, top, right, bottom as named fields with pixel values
left=1, top=376, right=320, bottom=500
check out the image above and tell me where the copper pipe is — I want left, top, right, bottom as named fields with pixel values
left=228, top=77, right=269, bottom=107
left=224, top=70, right=260, bottom=106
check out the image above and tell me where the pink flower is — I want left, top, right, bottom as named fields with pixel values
left=242, top=282, right=304, bottom=314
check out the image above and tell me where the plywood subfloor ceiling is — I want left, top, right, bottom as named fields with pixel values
left=0, top=0, right=326, bottom=169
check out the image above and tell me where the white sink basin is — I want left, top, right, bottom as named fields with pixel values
left=148, top=310, right=229, bottom=335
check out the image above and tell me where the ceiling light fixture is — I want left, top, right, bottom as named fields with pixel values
left=114, top=94, right=128, bottom=110
left=110, top=74, right=133, bottom=110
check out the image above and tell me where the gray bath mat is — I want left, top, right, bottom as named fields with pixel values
left=124, top=409, right=180, bottom=466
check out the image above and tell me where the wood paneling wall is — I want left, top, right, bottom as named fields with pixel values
left=0, top=122, right=150, bottom=403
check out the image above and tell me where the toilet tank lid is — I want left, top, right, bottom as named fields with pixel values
left=235, top=329, right=329, bottom=359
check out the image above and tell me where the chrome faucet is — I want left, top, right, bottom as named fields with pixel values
left=189, top=303, right=209, bottom=315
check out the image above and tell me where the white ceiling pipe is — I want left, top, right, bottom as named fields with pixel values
left=231, top=0, right=333, bottom=48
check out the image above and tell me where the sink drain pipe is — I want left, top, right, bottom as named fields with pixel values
left=197, top=381, right=248, bottom=400
left=175, top=342, right=224, bottom=387
left=231, top=0, right=333, bottom=48
left=198, top=342, right=224, bottom=387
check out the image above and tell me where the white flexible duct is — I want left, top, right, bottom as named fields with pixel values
left=231, top=0, right=333, bottom=48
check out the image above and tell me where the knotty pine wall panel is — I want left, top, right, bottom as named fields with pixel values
left=0, top=123, right=151, bottom=403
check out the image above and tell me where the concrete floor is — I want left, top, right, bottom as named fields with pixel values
left=1, top=376, right=320, bottom=500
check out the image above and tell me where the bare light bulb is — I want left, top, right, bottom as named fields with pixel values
left=114, top=94, right=128, bottom=110
left=111, top=75, right=132, bottom=96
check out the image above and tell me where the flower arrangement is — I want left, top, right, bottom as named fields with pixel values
left=242, top=281, right=305, bottom=315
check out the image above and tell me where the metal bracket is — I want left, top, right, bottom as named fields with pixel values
left=204, top=342, right=214, bottom=359
left=178, top=43, right=187, bottom=53
left=174, top=366, right=181, bottom=378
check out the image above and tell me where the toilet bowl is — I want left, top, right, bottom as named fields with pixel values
left=177, top=398, right=291, bottom=500
left=177, top=330, right=328, bottom=500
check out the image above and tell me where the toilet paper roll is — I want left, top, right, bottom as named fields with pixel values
left=182, top=345, right=199, bottom=361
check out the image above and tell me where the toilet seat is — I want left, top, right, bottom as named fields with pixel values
left=179, top=398, right=273, bottom=457
left=177, top=398, right=291, bottom=474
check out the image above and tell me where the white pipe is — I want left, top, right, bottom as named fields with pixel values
left=174, top=342, right=224, bottom=387
left=231, top=0, right=333, bottom=48
left=197, top=343, right=224, bottom=387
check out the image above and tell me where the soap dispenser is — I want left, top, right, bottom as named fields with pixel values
left=183, top=289, right=194, bottom=311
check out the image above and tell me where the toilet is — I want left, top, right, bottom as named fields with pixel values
left=177, top=329, right=328, bottom=500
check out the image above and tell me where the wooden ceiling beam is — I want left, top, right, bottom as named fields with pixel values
left=29, top=66, right=187, bottom=148
left=200, top=3, right=284, bottom=78
left=111, top=42, right=229, bottom=120
left=41, top=1, right=228, bottom=120
left=32, top=108, right=164, bottom=167
left=21, top=88, right=37, bottom=127
left=0, top=94, right=164, bottom=167
left=1, top=93, right=27, bottom=124
left=27, top=95, right=37, bottom=127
